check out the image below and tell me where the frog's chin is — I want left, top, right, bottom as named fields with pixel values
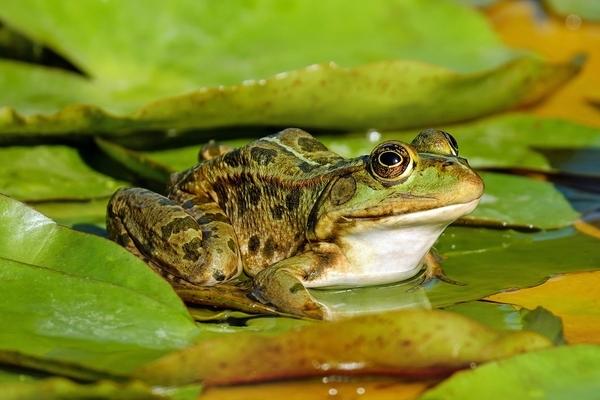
left=306, top=199, right=480, bottom=288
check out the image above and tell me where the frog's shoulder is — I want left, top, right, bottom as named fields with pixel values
left=233, top=128, right=348, bottom=177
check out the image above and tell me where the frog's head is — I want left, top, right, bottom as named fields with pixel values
left=308, top=129, right=484, bottom=285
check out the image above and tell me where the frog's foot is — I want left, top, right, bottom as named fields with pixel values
left=422, top=251, right=466, bottom=286
left=251, top=257, right=327, bottom=320
left=199, top=140, right=234, bottom=161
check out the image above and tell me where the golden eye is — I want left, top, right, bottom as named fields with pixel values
left=369, top=141, right=414, bottom=182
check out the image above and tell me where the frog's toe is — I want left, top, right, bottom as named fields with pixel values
left=252, top=268, right=326, bottom=319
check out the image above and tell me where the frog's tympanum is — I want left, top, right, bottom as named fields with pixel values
left=107, top=128, right=483, bottom=319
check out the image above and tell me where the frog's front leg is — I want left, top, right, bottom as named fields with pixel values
left=107, top=187, right=242, bottom=285
left=251, top=244, right=343, bottom=319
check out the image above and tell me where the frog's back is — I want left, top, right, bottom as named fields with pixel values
left=176, top=129, right=354, bottom=275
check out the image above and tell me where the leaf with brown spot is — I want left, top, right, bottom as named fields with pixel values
left=133, top=309, right=551, bottom=386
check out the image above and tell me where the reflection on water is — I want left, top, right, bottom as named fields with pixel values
left=310, top=271, right=431, bottom=319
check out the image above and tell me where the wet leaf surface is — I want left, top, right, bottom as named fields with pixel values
left=134, top=309, right=551, bottom=386
left=0, top=146, right=124, bottom=201
left=445, top=302, right=565, bottom=344
left=487, top=271, right=600, bottom=344
left=426, top=227, right=600, bottom=307
left=420, top=345, right=600, bottom=399
left=0, top=56, right=579, bottom=138
left=0, top=194, right=199, bottom=375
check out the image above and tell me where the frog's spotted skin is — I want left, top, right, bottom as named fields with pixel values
left=107, top=128, right=484, bottom=319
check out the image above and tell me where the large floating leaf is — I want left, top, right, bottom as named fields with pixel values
left=0, top=0, right=514, bottom=102
left=134, top=309, right=551, bottom=386
left=426, top=227, right=600, bottom=308
left=0, top=146, right=123, bottom=201
left=420, top=345, right=600, bottom=399
left=0, top=56, right=580, bottom=138
left=0, top=0, right=581, bottom=137
left=466, top=172, right=579, bottom=230
left=0, top=194, right=199, bottom=375
left=488, top=271, right=600, bottom=344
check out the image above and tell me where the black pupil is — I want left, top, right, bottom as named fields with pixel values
left=444, top=132, right=458, bottom=152
left=379, top=151, right=401, bottom=166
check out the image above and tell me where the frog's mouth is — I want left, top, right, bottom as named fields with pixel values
left=345, top=198, right=481, bottom=226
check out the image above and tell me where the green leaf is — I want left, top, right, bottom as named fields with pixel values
left=134, top=309, right=551, bottom=386
left=446, top=302, right=565, bottom=345
left=420, top=345, right=600, bottom=399
left=0, top=146, right=124, bottom=201
left=544, top=0, right=600, bottom=21
left=31, top=198, right=109, bottom=230
left=0, top=194, right=199, bottom=375
left=0, top=56, right=581, bottom=138
left=0, top=1, right=581, bottom=137
left=0, top=0, right=513, bottom=90
left=466, top=172, right=580, bottom=230
left=0, top=377, right=161, bottom=400
left=427, top=227, right=600, bottom=308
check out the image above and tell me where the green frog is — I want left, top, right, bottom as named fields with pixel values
left=107, top=128, right=483, bottom=319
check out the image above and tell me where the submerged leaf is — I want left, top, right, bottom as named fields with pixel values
left=445, top=302, right=565, bottom=345
left=0, top=194, right=199, bottom=375
left=420, top=345, right=600, bottom=400
left=134, top=309, right=551, bottom=386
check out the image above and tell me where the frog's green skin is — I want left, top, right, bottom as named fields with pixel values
left=107, top=128, right=483, bottom=319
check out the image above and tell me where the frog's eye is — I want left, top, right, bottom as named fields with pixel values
left=442, top=131, right=459, bottom=156
left=411, top=128, right=459, bottom=157
left=369, top=141, right=414, bottom=182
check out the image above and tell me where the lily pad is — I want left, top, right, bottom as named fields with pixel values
left=0, top=194, right=199, bottom=375
left=0, top=0, right=581, bottom=137
left=0, top=56, right=580, bottom=138
left=134, top=309, right=551, bottom=386
left=420, top=345, right=600, bottom=399
left=427, top=227, right=600, bottom=308
left=0, top=146, right=124, bottom=201
left=488, top=271, right=600, bottom=344
left=466, top=172, right=579, bottom=230
left=446, top=302, right=565, bottom=344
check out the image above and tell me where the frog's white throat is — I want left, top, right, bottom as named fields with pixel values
left=306, top=199, right=480, bottom=288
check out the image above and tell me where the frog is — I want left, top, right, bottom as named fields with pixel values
left=107, top=128, right=483, bottom=319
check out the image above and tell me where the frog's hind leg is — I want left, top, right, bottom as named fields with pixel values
left=107, top=187, right=242, bottom=286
